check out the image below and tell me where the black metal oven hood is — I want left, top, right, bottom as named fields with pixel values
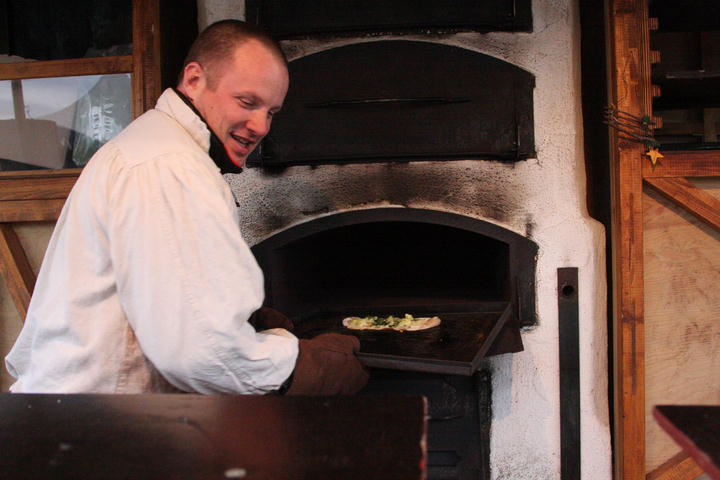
left=247, top=40, right=536, bottom=168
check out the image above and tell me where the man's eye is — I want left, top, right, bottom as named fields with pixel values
left=239, top=99, right=254, bottom=107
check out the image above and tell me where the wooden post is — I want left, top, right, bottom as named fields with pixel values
left=132, top=0, right=162, bottom=118
left=607, top=0, right=652, bottom=478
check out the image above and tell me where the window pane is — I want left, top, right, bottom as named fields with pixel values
left=4, top=1, right=132, bottom=61
left=0, top=74, right=131, bottom=171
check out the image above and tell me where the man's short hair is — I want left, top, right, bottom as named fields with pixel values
left=178, top=19, right=287, bottom=89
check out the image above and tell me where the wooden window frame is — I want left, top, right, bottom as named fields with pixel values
left=0, top=0, right=161, bottom=320
left=0, top=0, right=161, bottom=222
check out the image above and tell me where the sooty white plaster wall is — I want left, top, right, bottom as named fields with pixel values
left=198, top=0, right=610, bottom=478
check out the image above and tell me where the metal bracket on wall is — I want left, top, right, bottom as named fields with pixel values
left=558, top=267, right=580, bottom=479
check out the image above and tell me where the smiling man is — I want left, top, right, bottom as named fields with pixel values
left=177, top=22, right=288, bottom=168
left=5, top=20, right=368, bottom=396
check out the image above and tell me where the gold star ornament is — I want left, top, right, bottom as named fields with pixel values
left=646, top=147, right=664, bottom=165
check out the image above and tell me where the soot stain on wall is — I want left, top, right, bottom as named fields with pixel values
left=232, top=161, right=531, bottom=242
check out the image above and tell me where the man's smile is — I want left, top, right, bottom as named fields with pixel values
left=230, top=132, right=254, bottom=152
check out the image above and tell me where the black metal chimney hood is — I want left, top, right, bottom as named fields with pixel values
left=248, top=40, right=536, bottom=168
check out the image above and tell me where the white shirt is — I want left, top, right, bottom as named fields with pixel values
left=5, top=89, right=299, bottom=394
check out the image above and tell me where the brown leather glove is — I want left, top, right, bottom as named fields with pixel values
left=248, top=307, right=294, bottom=332
left=286, top=333, right=369, bottom=395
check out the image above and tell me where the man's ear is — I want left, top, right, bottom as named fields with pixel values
left=179, top=61, right=206, bottom=99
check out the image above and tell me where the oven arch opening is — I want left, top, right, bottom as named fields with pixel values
left=251, top=207, right=537, bottom=331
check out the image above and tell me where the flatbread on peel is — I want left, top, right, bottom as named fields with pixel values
left=342, top=314, right=441, bottom=332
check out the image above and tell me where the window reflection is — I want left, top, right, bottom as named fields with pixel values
left=0, top=74, right=131, bottom=171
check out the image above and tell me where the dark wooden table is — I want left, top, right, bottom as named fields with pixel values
left=653, top=405, right=720, bottom=480
left=0, top=393, right=426, bottom=479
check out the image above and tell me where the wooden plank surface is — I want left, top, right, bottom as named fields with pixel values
left=644, top=177, right=720, bottom=233
left=643, top=186, right=720, bottom=472
left=643, top=151, right=720, bottom=178
left=0, top=224, right=35, bottom=320
left=0, top=56, right=132, bottom=80
left=607, top=1, right=652, bottom=478
left=646, top=451, right=704, bottom=480
left=0, top=393, right=427, bottom=479
left=653, top=406, right=720, bottom=480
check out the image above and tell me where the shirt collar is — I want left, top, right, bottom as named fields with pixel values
left=155, top=88, right=243, bottom=174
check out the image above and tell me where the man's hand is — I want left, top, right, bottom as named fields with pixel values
left=248, top=307, right=294, bottom=332
left=286, top=333, right=369, bottom=395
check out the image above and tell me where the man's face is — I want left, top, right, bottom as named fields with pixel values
left=182, top=39, right=289, bottom=167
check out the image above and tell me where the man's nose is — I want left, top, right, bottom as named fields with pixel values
left=247, top=110, right=271, bottom=138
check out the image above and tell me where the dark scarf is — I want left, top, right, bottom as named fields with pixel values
left=172, top=88, right=243, bottom=174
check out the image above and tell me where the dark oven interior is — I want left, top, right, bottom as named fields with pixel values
left=252, top=208, right=537, bottom=365
left=261, top=220, right=509, bottom=317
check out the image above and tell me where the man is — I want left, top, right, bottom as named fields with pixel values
left=5, top=20, right=368, bottom=395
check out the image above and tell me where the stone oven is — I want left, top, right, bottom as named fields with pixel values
left=252, top=206, right=537, bottom=478
left=221, top=1, right=610, bottom=478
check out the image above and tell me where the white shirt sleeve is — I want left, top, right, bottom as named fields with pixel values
left=105, top=152, right=298, bottom=394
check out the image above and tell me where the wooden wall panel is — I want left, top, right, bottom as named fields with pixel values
left=0, top=222, right=53, bottom=391
left=643, top=182, right=720, bottom=472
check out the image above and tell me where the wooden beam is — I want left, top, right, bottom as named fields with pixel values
left=132, top=0, right=162, bottom=118
left=646, top=452, right=703, bottom=480
left=0, top=170, right=79, bottom=201
left=0, top=56, right=133, bottom=81
left=0, top=224, right=35, bottom=321
left=0, top=169, right=82, bottom=181
left=644, top=177, right=720, bottom=233
left=607, top=1, right=651, bottom=479
left=0, top=199, right=66, bottom=222
left=0, top=171, right=78, bottom=221
left=643, top=151, right=720, bottom=178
